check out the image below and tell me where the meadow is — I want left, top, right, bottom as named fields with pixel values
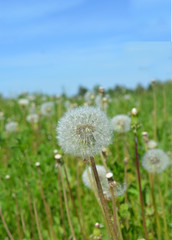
left=0, top=80, right=171, bottom=240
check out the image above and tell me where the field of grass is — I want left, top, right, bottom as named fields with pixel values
left=0, top=81, right=171, bottom=240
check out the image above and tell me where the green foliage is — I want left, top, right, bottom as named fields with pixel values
left=0, top=81, right=172, bottom=239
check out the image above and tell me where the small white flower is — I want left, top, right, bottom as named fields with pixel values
left=35, top=162, right=40, bottom=167
left=5, top=121, right=18, bottom=132
left=26, top=113, right=39, bottom=123
left=131, top=108, right=138, bottom=115
left=5, top=175, right=10, bottom=180
left=111, top=114, right=131, bottom=133
left=82, top=165, right=126, bottom=197
left=57, top=106, right=113, bottom=157
left=18, top=98, right=29, bottom=106
left=40, top=101, right=54, bottom=116
left=142, top=149, right=169, bottom=173
left=147, top=140, right=157, bottom=149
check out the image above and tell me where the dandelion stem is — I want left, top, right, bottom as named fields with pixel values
left=110, top=187, right=123, bottom=240
left=76, top=161, right=88, bottom=240
left=85, top=163, right=111, bottom=238
left=0, top=209, right=15, bottom=240
left=134, top=133, right=149, bottom=240
left=25, top=182, right=36, bottom=240
left=152, top=81, right=157, bottom=141
left=124, top=160, right=129, bottom=230
left=100, top=152, right=108, bottom=173
left=90, top=156, right=117, bottom=240
left=56, top=167, right=67, bottom=240
left=59, top=166, right=76, bottom=240
left=14, top=194, right=23, bottom=240
left=37, top=167, right=57, bottom=240
left=156, top=175, right=168, bottom=240
left=20, top=210, right=26, bottom=235
left=63, top=164, right=87, bottom=240
left=148, top=173, right=161, bottom=240
left=33, top=199, right=43, bottom=240
left=163, top=87, right=167, bottom=122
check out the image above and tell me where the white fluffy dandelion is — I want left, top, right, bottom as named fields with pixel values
left=18, top=98, right=29, bottom=107
left=82, top=165, right=126, bottom=197
left=26, top=113, right=39, bottom=123
left=40, top=101, right=54, bottom=116
left=142, top=149, right=169, bottom=173
left=111, top=114, right=131, bottom=133
left=147, top=140, right=157, bottom=149
left=5, top=121, right=18, bottom=132
left=57, top=106, right=113, bottom=157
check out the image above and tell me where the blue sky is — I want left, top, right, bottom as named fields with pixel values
left=0, top=0, right=171, bottom=96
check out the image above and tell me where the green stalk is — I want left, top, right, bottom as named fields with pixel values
left=148, top=173, right=161, bottom=240
left=90, top=156, right=117, bottom=240
left=0, top=209, right=15, bottom=240
left=156, top=175, right=168, bottom=240
left=59, top=166, right=76, bottom=240
left=33, top=200, right=43, bottom=240
left=152, top=80, right=157, bottom=141
left=134, top=133, right=149, bottom=240
left=56, top=167, right=67, bottom=240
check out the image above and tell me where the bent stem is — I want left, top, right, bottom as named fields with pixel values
left=0, top=209, right=15, bottom=240
left=90, top=156, right=117, bottom=240
left=134, top=134, right=149, bottom=240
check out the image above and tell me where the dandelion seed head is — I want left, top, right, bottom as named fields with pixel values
left=35, top=162, right=40, bottom=167
left=54, top=154, right=62, bottom=160
left=147, top=140, right=157, bottom=149
left=111, top=114, right=131, bottom=133
left=5, top=121, right=18, bottom=132
left=5, top=175, right=10, bottom=180
left=40, top=101, right=54, bottom=116
left=57, top=106, right=113, bottom=157
left=131, top=108, right=138, bottom=116
left=82, top=165, right=127, bottom=197
left=26, top=113, right=39, bottom=123
left=82, top=165, right=109, bottom=190
left=142, top=149, right=169, bottom=173
left=18, top=98, right=29, bottom=106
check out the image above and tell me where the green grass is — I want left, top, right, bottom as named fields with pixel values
left=0, top=81, right=172, bottom=240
